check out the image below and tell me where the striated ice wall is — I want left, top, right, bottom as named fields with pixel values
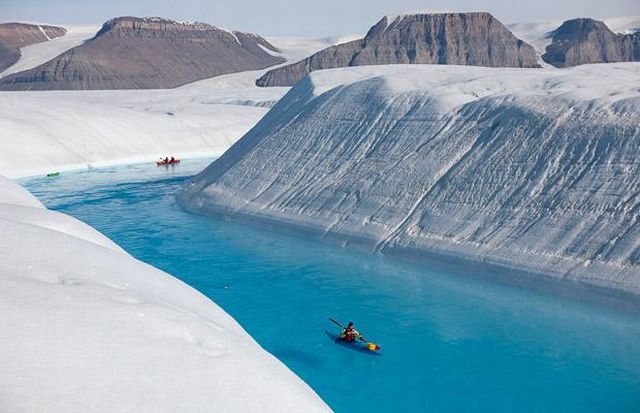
left=180, top=63, right=640, bottom=298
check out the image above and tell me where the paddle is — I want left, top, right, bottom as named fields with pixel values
left=329, top=318, right=381, bottom=350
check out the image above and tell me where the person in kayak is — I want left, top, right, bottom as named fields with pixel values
left=339, top=322, right=362, bottom=343
left=170, top=156, right=176, bottom=162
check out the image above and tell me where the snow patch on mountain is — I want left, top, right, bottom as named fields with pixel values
left=267, top=35, right=364, bottom=63
left=382, top=10, right=454, bottom=30
left=0, top=25, right=99, bottom=78
left=180, top=63, right=640, bottom=301
left=603, top=16, right=640, bottom=34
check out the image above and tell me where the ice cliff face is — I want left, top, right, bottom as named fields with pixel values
left=543, top=18, right=640, bottom=67
left=181, top=64, right=640, bottom=298
left=256, top=12, right=539, bottom=87
left=0, top=17, right=284, bottom=90
left=0, top=23, right=66, bottom=71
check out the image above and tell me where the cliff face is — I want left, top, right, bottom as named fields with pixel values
left=257, top=12, right=539, bottom=87
left=0, top=23, right=66, bottom=71
left=181, top=64, right=640, bottom=298
left=0, top=17, right=284, bottom=90
left=542, top=18, right=640, bottom=67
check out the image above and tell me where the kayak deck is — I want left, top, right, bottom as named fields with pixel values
left=325, top=331, right=381, bottom=355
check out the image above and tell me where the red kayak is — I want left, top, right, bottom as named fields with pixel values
left=157, top=159, right=180, bottom=166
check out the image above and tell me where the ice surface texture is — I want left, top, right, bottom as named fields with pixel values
left=181, top=63, right=640, bottom=299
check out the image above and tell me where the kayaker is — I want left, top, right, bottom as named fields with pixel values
left=340, top=322, right=361, bottom=342
left=170, top=156, right=175, bottom=162
left=164, top=156, right=169, bottom=163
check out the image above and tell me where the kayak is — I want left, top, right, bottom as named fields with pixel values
left=325, top=330, right=381, bottom=355
left=157, top=159, right=180, bottom=166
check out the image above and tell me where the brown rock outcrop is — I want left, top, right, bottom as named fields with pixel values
left=542, top=18, right=640, bottom=67
left=257, top=12, right=539, bottom=87
left=0, top=17, right=284, bottom=90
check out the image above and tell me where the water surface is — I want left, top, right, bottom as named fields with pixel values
left=24, top=160, right=640, bottom=412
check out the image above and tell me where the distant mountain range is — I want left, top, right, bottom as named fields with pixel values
left=0, top=23, right=66, bottom=71
left=257, top=12, right=540, bottom=87
left=0, top=14, right=638, bottom=91
left=0, top=17, right=284, bottom=90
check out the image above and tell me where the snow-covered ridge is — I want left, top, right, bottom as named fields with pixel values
left=180, top=63, right=640, bottom=301
left=0, top=175, right=330, bottom=412
left=383, top=10, right=448, bottom=26
left=100, top=16, right=216, bottom=31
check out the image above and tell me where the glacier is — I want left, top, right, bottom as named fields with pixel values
left=179, top=63, right=640, bottom=301
left=0, top=175, right=330, bottom=412
left=0, top=32, right=351, bottom=179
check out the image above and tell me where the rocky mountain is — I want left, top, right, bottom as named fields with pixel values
left=0, top=23, right=66, bottom=71
left=0, top=17, right=284, bottom=90
left=256, top=12, right=539, bottom=87
left=542, top=18, right=640, bottom=67
left=181, top=63, right=640, bottom=299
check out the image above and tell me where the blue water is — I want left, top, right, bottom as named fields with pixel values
left=23, top=160, right=640, bottom=413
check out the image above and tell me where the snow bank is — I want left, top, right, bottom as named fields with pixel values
left=0, top=84, right=274, bottom=178
left=0, top=34, right=356, bottom=179
left=179, top=63, right=640, bottom=301
left=0, top=176, right=330, bottom=412
left=0, top=175, right=44, bottom=208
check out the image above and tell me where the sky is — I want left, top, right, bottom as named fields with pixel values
left=2, top=0, right=640, bottom=36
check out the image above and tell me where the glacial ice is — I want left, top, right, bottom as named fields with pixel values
left=180, top=63, right=640, bottom=299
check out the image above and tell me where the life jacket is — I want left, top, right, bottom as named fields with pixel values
left=341, top=327, right=358, bottom=342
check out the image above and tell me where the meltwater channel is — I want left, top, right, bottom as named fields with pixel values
left=23, top=159, right=640, bottom=413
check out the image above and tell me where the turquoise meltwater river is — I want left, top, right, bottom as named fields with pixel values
left=23, top=159, right=640, bottom=412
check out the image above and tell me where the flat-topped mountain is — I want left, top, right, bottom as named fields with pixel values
left=542, top=18, right=640, bottom=67
left=0, top=17, right=285, bottom=90
left=256, top=12, right=539, bottom=87
left=0, top=23, right=66, bottom=71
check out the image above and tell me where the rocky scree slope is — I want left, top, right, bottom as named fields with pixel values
left=0, top=17, right=284, bottom=90
left=181, top=64, right=640, bottom=299
left=256, top=12, right=539, bottom=87
left=542, top=18, right=640, bottom=67
left=0, top=23, right=66, bottom=71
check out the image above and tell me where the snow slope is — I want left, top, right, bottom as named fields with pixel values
left=179, top=63, right=640, bottom=300
left=0, top=25, right=99, bottom=78
left=0, top=84, right=274, bottom=178
left=0, top=175, right=330, bottom=412
left=265, top=35, right=363, bottom=63
left=0, top=35, right=353, bottom=179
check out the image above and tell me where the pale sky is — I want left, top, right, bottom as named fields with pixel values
left=3, top=0, right=640, bottom=36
